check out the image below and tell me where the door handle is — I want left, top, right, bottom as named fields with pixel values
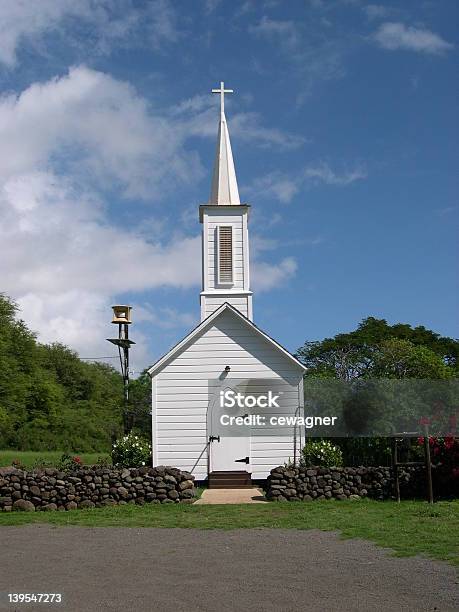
left=235, top=456, right=249, bottom=464
left=209, top=435, right=220, bottom=443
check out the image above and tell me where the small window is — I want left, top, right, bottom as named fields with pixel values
left=218, top=225, right=233, bottom=284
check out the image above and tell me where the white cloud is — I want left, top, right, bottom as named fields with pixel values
left=0, top=67, right=198, bottom=366
left=1, top=171, right=202, bottom=296
left=231, top=112, right=306, bottom=150
left=147, top=0, right=180, bottom=49
left=1, top=67, right=296, bottom=363
left=372, top=22, right=454, bottom=55
left=0, top=168, right=200, bottom=369
left=248, top=15, right=347, bottom=102
left=16, top=289, right=151, bottom=374
left=0, top=65, right=202, bottom=199
left=134, top=305, right=196, bottom=329
left=244, top=172, right=301, bottom=204
left=0, top=0, right=180, bottom=67
left=250, top=235, right=279, bottom=256
left=172, top=96, right=305, bottom=151
left=252, top=258, right=297, bottom=292
left=249, top=16, right=299, bottom=50
left=170, top=94, right=211, bottom=116
left=0, top=0, right=89, bottom=66
left=304, top=162, right=367, bottom=185
left=362, top=4, right=392, bottom=21
left=244, top=162, right=367, bottom=203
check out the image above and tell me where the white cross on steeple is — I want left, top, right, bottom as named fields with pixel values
left=212, top=81, right=233, bottom=115
left=209, top=80, right=240, bottom=206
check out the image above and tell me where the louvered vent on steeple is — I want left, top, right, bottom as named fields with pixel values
left=218, top=225, right=233, bottom=284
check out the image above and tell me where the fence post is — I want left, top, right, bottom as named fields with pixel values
left=423, top=429, right=434, bottom=504
left=392, top=437, right=400, bottom=503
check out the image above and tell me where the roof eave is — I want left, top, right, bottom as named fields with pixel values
left=148, top=302, right=307, bottom=377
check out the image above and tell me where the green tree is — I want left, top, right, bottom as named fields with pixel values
left=126, top=370, right=152, bottom=437
left=297, top=317, right=458, bottom=465
left=0, top=293, right=125, bottom=452
left=371, top=339, right=454, bottom=380
left=296, top=317, right=458, bottom=380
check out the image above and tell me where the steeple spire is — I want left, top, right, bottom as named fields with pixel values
left=209, top=82, right=241, bottom=205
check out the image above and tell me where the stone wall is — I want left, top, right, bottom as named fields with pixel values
left=0, top=466, right=196, bottom=512
left=265, top=465, right=454, bottom=501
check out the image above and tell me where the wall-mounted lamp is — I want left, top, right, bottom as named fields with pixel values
left=224, top=365, right=231, bottom=372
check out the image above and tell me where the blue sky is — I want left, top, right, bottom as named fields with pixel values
left=0, top=0, right=457, bottom=374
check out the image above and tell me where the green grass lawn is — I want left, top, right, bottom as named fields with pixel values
left=0, top=450, right=111, bottom=469
left=1, top=499, right=458, bottom=566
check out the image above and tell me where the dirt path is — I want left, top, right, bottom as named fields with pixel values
left=0, top=526, right=457, bottom=611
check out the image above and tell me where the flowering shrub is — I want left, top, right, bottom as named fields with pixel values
left=58, top=454, right=84, bottom=471
left=417, top=436, right=459, bottom=477
left=301, top=440, right=343, bottom=468
left=112, top=432, right=152, bottom=468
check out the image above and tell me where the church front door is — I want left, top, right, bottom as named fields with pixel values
left=207, top=381, right=251, bottom=473
left=210, top=434, right=251, bottom=472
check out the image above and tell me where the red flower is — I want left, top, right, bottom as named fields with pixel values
left=72, top=456, right=82, bottom=464
left=428, top=436, right=437, bottom=446
left=417, top=437, right=424, bottom=446
left=444, top=437, right=455, bottom=450
left=433, top=446, right=441, bottom=456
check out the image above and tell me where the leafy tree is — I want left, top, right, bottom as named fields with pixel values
left=371, top=339, right=454, bottom=380
left=297, top=317, right=458, bottom=466
left=126, top=370, right=152, bottom=436
left=296, top=317, right=458, bottom=380
left=0, top=293, right=125, bottom=452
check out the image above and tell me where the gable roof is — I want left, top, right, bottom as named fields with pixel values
left=148, top=302, right=307, bottom=376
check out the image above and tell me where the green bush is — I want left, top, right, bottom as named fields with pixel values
left=333, top=437, right=392, bottom=466
left=301, top=439, right=343, bottom=467
left=57, top=453, right=84, bottom=471
left=112, top=432, right=152, bottom=468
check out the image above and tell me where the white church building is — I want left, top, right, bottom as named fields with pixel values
left=148, top=83, right=306, bottom=485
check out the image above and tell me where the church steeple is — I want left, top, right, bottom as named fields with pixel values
left=199, top=82, right=253, bottom=322
left=209, top=82, right=240, bottom=205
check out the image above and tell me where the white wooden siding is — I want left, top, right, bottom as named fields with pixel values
left=152, top=308, right=303, bottom=480
left=201, top=294, right=249, bottom=319
left=201, top=207, right=252, bottom=320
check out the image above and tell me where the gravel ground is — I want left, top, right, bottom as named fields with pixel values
left=0, top=526, right=457, bottom=612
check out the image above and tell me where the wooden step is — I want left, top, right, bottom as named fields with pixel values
left=210, top=471, right=249, bottom=478
left=208, top=471, right=252, bottom=489
left=209, top=484, right=254, bottom=489
left=209, top=471, right=251, bottom=479
left=209, top=478, right=252, bottom=484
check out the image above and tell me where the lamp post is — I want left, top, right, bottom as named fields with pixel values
left=107, top=305, right=135, bottom=433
